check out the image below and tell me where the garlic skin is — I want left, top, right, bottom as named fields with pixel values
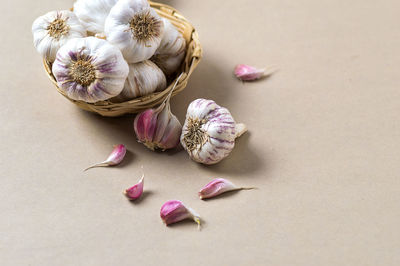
left=84, top=144, right=126, bottom=171
left=52, top=37, right=129, bottom=103
left=180, top=99, right=247, bottom=165
left=160, top=200, right=201, bottom=229
left=151, top=18, right=186, bottom=75
left=112, top=60, right=166, bottom=102
left=199, top=178, right=254, bottom=199
left=73, top=0, right=118, bottom=34
left=124, top=173, right=144, bottom=200
left=104, top=0, right=164, bottom=63
left=32, top=10, right=86, bottom=61
left=234, top=64, right=274, bottom=81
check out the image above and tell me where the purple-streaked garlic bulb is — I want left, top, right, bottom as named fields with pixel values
left=180, top=99, right=247, bottom=165
left=104, top=0, right=164, bottom=63
left=111, top=60, right=166, bottom=102
left=32, top=10, right=86, bottom=61
left=151, top=18, right=186, bottom=76
left=52, top=37, right=129, bottom=103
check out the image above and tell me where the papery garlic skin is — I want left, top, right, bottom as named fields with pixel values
left=52, top=37, right=129, bottom=103
left=124, top=174, right=144, bottom=200
left=180, top=99, right=247, bottom=165
left=84, top=144, right=126, bottom=171
left=151, top=18, right=186, bottom=75
left=104, top=0, right=164, bottom=63
left=112, top=60, right=166, bottom=102
left=32, top=10, right=86, bottom=61
left=199, top=178, right=238, bottom=199
left=160, top=200, right=201, bottom=228
left=234, top=64, right=265, bottom=81
left=73, top=0, right=118, bottom=34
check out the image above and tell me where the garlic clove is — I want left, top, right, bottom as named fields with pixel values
left=198, top=178, right=255, bottom=199
left=73, top=0, right=118, bottom=35
left=160, top=200, right=201, bottom=229
left=32, top=10, right=87, bottom=61
left=124, top=172, right=144, bottom=200
left=52, top=37, right=129, bottom=103
left=84, top=144, right=126, bottom=171
left=105, top=0, right=164, bottom=63
left=234, top=64, right=274, bottom=81
left=180, top=99, right=247, bottom=165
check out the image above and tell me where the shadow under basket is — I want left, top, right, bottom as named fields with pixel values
left=43, top=1, right=202, bottom=117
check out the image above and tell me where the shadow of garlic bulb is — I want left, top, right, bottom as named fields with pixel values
left=73, top=0, right=118, bottom=35
left=52, top=37, right=129, bottom=103
left=180, top=99, right=247, bottom=165
left=32, top=10, right=86, bottom=61
left=105, top=0, right=164, bottom=63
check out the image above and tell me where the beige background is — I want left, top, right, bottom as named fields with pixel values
left=1, top=0, right=400, bottom=265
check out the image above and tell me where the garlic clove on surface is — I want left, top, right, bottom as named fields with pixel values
left=151, top=18, right=186, bottom=76
left=84, top=144, right=126, bottom=171
left=73, top=0, right=118, bottom=35
left=160, top=200, right=201, bottom=229
left=124, top=171, right=144, bottom=200
left=111, top=60, right=166, bottom=102
left=199, top=178, right=255, bottom=199
left=104, top=0, right=164, bottom=63
left=52, top=37, right=129, bottom=103
left=133, top=76, right=183, bottom=151
left=32, top=10, right=87, bottom=61
left=180, top=99, right=247, bottom=165
left=234, top=64, right=274, bottom=81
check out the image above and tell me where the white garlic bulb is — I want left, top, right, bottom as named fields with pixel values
left=112, top=60, right=167, bottom=102
left=73, top=0, right=118, bottom=34
left=180, top=99, right=247, bottom=165
left=104, top=0, right=164, bottom=63
left=52, top=37, right=129, bottom=103
left=151, top=18, right=186, bottom=75
left=32, top=10, right=86, bottom=61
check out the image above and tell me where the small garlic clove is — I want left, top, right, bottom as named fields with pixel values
left=234, top=64, right=268, bottom=81
left=84, top=144, right=126, bottom=171
left=199, top=178, right=254, bottom=199
left=160, top=200, right=201, bottom=229
left=124, top=173, right=144, bottom=200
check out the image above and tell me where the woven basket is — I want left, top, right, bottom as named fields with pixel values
left=43, top=1, right=202, bottom=117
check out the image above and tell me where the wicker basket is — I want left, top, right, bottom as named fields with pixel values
left=43, top=1, right=202, bottom=117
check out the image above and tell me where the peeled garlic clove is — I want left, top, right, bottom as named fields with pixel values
left=180, top=99, right=247, bottom=165
left=160, top=200, right=201, bottom=229
left=124, top=173, right=144, bottom=200
left=151, top=18, right=186, bottom=75
left=73, top=0, right=118, bottom=34
left=111, top=60, right=166, bottom=102
left=199, top=178, right=254, bottom=199
left=84, top=144, right=126, bottom=171
left=105, top=0, right=164, bottom=63
left=32, top=10, right=86, bottom=61
left=52, top=37, right=129, bottom=103
left=234, top=64, right=267, bottom=81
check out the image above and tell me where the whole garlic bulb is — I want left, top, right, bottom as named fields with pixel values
left=32, top=10, right=86, bottom=61
left=104, top=0, right=164, bottom=63
left=112, top=60, right=166, bottom=102
left=52, top=37, right=129, bottom=103
left=180, top=99, right=247, bottom=165
left=151, top=18, right=186, bottom=76
left=73, top=0, right=118, bottom=34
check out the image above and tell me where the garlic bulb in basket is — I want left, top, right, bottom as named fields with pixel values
left=104, top=0, right=164, bottom=63
left=151, top=18, right=186, bottom=75
left=73, top=0, right=118, bottom=34
left=52, top=37, right=129, bottom=103
left=112, top=60, right=166, bottom=102
left=32, top=10, right=86, bottom=61
left=180, top=99, right=247, bottom=165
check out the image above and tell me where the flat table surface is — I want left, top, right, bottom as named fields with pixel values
left=1, top=0, right=400, bottom=265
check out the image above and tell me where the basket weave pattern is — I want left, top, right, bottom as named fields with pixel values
left=43, top=1, right=202, bottom=117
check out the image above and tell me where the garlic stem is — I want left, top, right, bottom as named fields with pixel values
left=84, top=162, right=110, bottom=171
left=234, top=123, right=247, bottom=138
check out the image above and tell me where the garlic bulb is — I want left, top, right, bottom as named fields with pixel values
left=180, top=99, right=247, bottom=165
left=151, top=18, right=186, bottom=75
left=73, top=0, right=118, bottom=34
left=112, top=60, right=166, bottom=102
left=32, top=10, right=86, bottom=61
left=52, top=37, right=129, bottom=103
left=104, top=0, right=164, bottom=63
